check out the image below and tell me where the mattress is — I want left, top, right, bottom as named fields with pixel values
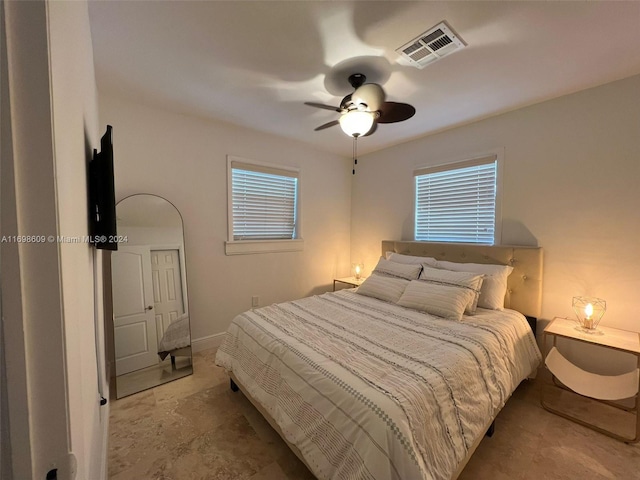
left=215, top=289, right=541, bottom=480
left=158, top=314, right=191, bottom=360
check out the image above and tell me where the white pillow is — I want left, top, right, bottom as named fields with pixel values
left=435, top=260, right=514, bottom=310
left=373, top=257, right=422, bottom=280
left=356, top=275, right=409, bottom=304
left=419, top=265, right=484, bottom=314
left=385, top=252, right=438, bottom=267
left=396, top=280, right=475, bottom=321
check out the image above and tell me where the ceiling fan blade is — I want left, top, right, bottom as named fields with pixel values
left=304, top=102, right=341, bottom=112
left=314, top=120, right=340, bottom=131
left=363, top=122, right=378, bottom=137
left=377, top=102, right=416, bottom=124
left=352, top=84, right=385, bottom=112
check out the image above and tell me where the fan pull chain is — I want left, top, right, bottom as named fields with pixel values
left=352, top=135, right=358, bottom=175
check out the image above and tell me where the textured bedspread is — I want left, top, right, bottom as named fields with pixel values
left=158, top=315, right=191, bottom=360
left=215, top=290, right=541, bottom=480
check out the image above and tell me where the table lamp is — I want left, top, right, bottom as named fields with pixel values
left=572, top=296, right=606, bottom=333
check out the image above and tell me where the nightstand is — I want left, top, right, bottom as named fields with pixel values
left=541, top=317, right=640, bottom=443
left=333, top=276, right=365, bottom=291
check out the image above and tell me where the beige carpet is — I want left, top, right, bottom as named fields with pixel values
left=109, top=349, right=640, bottom=479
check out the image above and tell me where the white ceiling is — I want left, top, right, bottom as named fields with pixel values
left=88, top=1, right=640, bottom=157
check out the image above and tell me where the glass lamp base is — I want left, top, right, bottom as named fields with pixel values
left=574, top=325, right=604, bottom=335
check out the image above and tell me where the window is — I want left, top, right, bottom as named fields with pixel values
left=414, top=154, right=500, bottom=244
left=226, top=157, right=302, bottom=255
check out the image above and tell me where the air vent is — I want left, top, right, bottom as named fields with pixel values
left=396, top=22, right=466, bottom=69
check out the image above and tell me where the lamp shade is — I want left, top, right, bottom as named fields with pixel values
left=352, top=262, right=364, bottom=280
left=572, top=296, right=606, bottom=333
left=339, top=111, right=375, bottom=137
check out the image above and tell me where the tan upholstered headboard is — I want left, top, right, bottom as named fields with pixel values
left=381, top=241, right=543, bottom=318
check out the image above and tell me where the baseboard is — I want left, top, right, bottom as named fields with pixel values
left=191, top=332, right=225, bottom=353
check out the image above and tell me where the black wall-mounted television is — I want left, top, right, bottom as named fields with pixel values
left=89, top=125, right=118, bottom=250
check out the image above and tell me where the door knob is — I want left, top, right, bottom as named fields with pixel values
left=146, top=306, right=153, bottom=310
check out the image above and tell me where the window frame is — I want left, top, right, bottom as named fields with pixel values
left=413, top=149, right=503, bottom=245
left=225, top=155, right=303, bottom=255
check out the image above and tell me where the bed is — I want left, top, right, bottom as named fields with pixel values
left=157, top=314, right=192, bottom=368
left=215, top=241, right=543, bottom=479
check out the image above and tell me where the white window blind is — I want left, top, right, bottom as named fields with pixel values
left=414, top=156, right=497, bottom=244
left=231, top=161, right=298, bottom=241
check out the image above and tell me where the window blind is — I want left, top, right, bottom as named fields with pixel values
left=231, top=163, right=298, bottom=241
left=414, top=157, right=497, bottom=244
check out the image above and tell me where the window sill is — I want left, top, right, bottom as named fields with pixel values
left=225, top=239, right=304, bottom=255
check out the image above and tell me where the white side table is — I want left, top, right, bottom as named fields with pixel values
left=333, top=276, right=365, bottom=291
left=542, top=317, right=640, bottom=443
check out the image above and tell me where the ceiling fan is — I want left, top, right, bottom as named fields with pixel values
left=305, top=73, right=416, bottom=137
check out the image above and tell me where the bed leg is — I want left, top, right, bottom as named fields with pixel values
left=230, top=378, right=239, bottom=392
left=485, top=421, right=495, bottom=437
left=171, top=355, right=176, bottom=370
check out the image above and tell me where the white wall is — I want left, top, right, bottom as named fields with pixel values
left=99, top=95, right=352, bottom=345
left=121, top=226, right=183, bottom=246
left=2, top=1, right=107, bottom=478
left=48, top=1, right=109, bottom=478
left=352, top=75, right=640, bottom=374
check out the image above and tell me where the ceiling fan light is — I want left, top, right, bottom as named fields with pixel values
left=339, top=111, right=375, bottom=137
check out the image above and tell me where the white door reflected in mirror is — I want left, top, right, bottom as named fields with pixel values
left=112, top=246, right=157, bottom=375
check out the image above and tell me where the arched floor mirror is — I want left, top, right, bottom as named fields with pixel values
left=111, top=194, right=192, bottom=398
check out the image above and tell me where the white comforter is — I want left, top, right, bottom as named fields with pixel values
left=157, top=314, right=191, bottom=359
left=215, top=290, right=541, bottom=480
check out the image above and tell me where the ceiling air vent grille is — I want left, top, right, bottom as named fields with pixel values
left=396, top=22, right=466, bottom=69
